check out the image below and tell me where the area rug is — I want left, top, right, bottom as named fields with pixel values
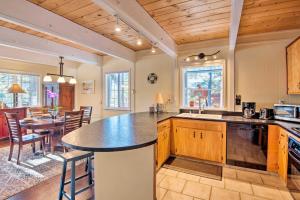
left=0, top=144, right=65, bottom=200
left=163, top=156, right=222, bottom=180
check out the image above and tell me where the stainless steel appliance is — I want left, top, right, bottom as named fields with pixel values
left=259, top=108, right=274, bottom=120
left=274, top=104, right=300, bottom=123
left=242, top=102, right=256, bottom=119
left=287, top=137, right=300, bottom=198
left=227, top=123, right=268, bottom=170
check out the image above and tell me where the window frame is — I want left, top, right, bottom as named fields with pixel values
left=180, top=59, right=227, bottom=110
left=104, top=70, right=131, bottom=111
left=0, top=69, right=41, bottom=107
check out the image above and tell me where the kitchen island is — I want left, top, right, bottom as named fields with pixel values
left=62, top=112, right=175, bottom=200
left=62, top=111, right=300, bottom=200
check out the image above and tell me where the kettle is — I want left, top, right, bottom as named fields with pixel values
left=243, top=108, right=255, bottom=119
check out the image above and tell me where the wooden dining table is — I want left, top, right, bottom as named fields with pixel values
left=20, top=118, right=65, bottom=153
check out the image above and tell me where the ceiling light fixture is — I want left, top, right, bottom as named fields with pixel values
left=42, top=56, right=77, bottom=84
left=114, top=15, right=121, bottom=32
left=151, top=46, right=156, bottom=53
left=184, top=50, right=221, bottom=62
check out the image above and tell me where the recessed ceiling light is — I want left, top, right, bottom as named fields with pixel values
left=137, top=38, right=142, bottom=46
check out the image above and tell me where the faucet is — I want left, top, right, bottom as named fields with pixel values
left=198, top=97, right=208, bottom=114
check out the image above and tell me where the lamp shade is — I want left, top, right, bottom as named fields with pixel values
left=57, top=76, right=66, bottom=83
left=43, top=75, right=52, bottom=82
left=155, top=93, right=164, bottom=104
left=8, top=84, right=26, bottom=94
left=69, top=78, right=77, bottom=84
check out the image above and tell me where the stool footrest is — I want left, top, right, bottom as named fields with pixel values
left=64, top=173, right=89, bottom=185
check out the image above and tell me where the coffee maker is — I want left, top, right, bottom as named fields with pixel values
left=242, top=102, right=256, bottom=118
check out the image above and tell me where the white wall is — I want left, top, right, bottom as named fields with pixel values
left=235, top=39, right=300, bottom=110
left=135, top=52, right=176, bottom=112
left=76, top=63, right=102, bottom=120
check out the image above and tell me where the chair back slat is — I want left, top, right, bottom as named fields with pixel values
left=63, top=110, right=84, bottom=135
left=5, top=113, right=22, bottom=141
left=80, top=106, right=92, bottom=124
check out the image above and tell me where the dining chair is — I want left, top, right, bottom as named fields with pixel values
left=79, top=106, right=93, bottom=124
left=58, top=110, right=94, bottom=200
left=5, top=113, right=45, bottom=165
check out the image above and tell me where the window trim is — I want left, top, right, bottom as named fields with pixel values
left=0, top=69, right=41, bottom=107
left=104, top=70, right=131, bottom=111
left=179, top=59, right=227, bottom=110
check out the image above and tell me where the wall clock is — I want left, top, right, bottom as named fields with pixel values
left=147, top=73, right=158, bottom=84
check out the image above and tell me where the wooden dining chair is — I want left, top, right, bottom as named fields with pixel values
left=79, top=106, right=93, bottom=124
left=58, top=110, right=94, bottom=200
left=63, top=110, right=84, bottom=136
left=5, top=113, right=45, bottom=165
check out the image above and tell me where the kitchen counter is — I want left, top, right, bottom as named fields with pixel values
left=62, top=112, right=176, bottom=152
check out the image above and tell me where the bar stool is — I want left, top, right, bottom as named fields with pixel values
left=58, top=150, right=94, bottom=200
left=58, top=110, right=94, bottom=200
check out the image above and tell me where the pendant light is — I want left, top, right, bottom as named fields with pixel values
left=42, top=56, right=77, bottom=84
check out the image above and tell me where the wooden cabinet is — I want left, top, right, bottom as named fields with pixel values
left=0, top=107, right=27, bottom=139
left=278, top=128, right=288, bottom=184
left=287, top=37, right=300, bottom=94
left=172, top=119, right=226, bottom=163
left=156, top=120, right=171, bottom=169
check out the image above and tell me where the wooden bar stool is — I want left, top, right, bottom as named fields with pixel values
left=58, top=110, right=94, bottom=200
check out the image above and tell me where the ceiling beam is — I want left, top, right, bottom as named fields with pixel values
left=0, top=26, right=100, bottom=65
left=0, top=0, right=135, bottom=62
left=229, top=0, right=244, bottom=50
left=0, top=45, right=78, bottom=67
left=93, top=0, right=177, bottom=58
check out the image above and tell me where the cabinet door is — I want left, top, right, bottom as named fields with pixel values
left=287, top=39, right=300, bottom=94
left=157, top=130, right=165, bottom=169
left=278, top=129, right=288, bottom=184
left=163, top=128, right=171, bottom=162
left=198, top=130, right=223, bottom=162
left=174, top=127, right=198, bottom=158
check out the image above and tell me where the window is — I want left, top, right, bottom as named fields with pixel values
left=105, top=72, right=130, bottom=110
left=0, top=72, right=40, bottom=107
left=182, top=64, right=224, bottom=109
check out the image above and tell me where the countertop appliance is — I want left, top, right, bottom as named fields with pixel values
left=242, top=102, right=256, bottom=119
left=259, top=108, right=274, bottom=120
left=274, top=104, right=300, bottom=123
left=287, top=137, right=300, bottom=198
left=227, top=122, right=268, bottom=170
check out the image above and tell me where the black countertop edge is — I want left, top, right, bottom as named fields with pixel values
left=62, top=139, right=157, bottom=152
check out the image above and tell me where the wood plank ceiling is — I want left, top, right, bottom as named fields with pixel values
left=26, top=0, right=151, bottom=51
left=239, top=0, right=300, bottom=36
left=137, top=0, right=232, bottom=45
left=1, top=0, right=300, bottom=56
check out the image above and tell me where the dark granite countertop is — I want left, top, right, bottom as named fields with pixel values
left=62, top=112, right=300, bottom=152
left=62, top=112, right=176, bottom=152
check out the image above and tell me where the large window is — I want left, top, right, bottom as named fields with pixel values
left=0, top=72, right=40, bottom=107
left=182, top=64, right=224, bottom=109
left=105, top=72, right=130, bottom=110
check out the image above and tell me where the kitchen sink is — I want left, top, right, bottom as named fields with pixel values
left=176, top=113, right=223, bottom=119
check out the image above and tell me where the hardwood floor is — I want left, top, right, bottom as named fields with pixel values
left=8, top=164, right=94, bottom=200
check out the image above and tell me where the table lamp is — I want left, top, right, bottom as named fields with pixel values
left=155, top=93, right=164, bottom=113
left=8, top=83, right=26, bottom=107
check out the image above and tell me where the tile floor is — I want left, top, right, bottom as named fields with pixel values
left=156, top=166, right=297, bottom=200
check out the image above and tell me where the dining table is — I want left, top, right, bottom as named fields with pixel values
left=20, top=117, right=65, bottom=153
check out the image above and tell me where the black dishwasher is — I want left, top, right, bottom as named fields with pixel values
left=227, top=123, right=268, bottom=170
